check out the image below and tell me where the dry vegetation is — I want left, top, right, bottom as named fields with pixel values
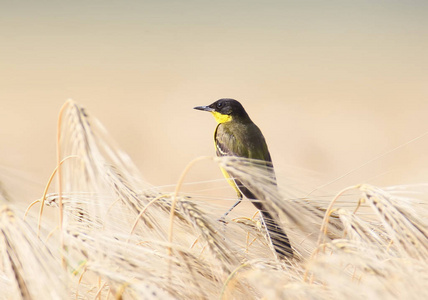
left=1, top=100, right=428, bottom=299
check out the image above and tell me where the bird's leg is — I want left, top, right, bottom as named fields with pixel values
left=218, top=196, right=242, bottom=223
left=223, top=198, right=243, bottom=217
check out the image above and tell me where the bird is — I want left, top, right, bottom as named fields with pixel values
left=194, top=98, right=293, bottom=259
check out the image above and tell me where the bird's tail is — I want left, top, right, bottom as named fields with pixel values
left=234, top=179, right=293, bottom=259
left=260, top=210, right=293, bottom=259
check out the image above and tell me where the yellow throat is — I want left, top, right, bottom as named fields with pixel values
left=211, top=111, right=232, bottom=123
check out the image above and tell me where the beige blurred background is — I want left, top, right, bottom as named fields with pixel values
left=1, top=1, right=428, bottom=202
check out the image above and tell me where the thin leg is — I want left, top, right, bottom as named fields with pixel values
left=223, top=198, right=242, bottom=217
left=218, top=197, right=242, bottom=223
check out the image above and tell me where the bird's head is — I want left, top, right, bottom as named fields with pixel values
left=194, top=98, right=250, bottom=123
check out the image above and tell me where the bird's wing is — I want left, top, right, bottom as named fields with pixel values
left=214, top=122, right=275, bottom=181
left=214, top=124, right=236, bottom=157
left=215, top=123, right=272, bottom=161
left=215, top=133, right=236, bottom=157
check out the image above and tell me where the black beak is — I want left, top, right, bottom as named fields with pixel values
left=193, top=105, right=214, bottom=112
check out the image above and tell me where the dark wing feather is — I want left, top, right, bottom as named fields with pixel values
left=215, top=132, right=234, bottom=157
left=214, top=122, right=271, bottom=160
left=214, top=122, right=276, bottom=188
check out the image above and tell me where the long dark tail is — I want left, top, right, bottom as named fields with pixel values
left=236, top=181, right=293, bottom=259
left=260, top=210, right=293, bottom=259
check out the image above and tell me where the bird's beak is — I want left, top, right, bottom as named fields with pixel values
left=193, top=105, right=214, bottom=112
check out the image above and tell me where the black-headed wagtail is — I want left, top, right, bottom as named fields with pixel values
left=194, top=98, right=293, bottom=259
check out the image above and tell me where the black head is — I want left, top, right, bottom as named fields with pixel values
left=194, top=98, right=250, bottom=122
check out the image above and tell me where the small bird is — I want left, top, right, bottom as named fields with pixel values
left=194, top=98, right=293, bottom=259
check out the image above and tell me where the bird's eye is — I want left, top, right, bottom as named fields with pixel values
left=217, top=102, right=223, bottom=109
